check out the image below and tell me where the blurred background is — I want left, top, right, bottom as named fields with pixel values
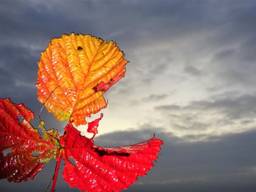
left=1, top=0, right=256, bottom=191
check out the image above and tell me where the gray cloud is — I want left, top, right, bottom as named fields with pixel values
left=1, top=0, right=255, bottom=101
left=98, top=128, right=256, bottom=191
left=142, top=94, right=169, bottom=102
left=1, top=0, right=256, bottom=191
left=157, top=94, right=256, bottom=120
left=155, top=93, right=256, bottom=139
left=184, top=65, right=202, bottom=76
left=2, top=127, right=256, bottom=191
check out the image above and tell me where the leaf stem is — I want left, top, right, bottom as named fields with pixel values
left=51, top=155, right=62, bottom=192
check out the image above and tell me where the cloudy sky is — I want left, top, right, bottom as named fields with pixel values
left=1, top=0, right=256, bottom=191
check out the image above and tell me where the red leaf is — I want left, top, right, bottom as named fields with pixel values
left=93, top=71, right=124, bottom=92
left=61, top=124, right=163, bottom=192
left=0, top=98, right=58, bottom=182
left=87, top=113, right=103, bottom=136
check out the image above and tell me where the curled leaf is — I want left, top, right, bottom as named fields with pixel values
left=37, top=33, right=128, bottom=125
left=0, top=98, right=58, bottom=182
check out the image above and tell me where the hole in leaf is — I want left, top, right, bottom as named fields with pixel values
left=3, top=148, right=12, bottom=157
left=32, top=151, right=40, bottom=157
left=37, top=128, right=44, bottom=138
left=12, top=169, right=19, bottom=176
left=94, top=148, right=130, bottom=157
left=17, top=115, right=24, bottom=124
left=68, top=157, right=76, bottom=166
left=77, top=46, right=83, bottom=51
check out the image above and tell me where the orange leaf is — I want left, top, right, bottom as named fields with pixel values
left=37, top=33, right=127, bottom=125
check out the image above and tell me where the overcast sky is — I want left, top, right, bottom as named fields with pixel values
left=1, top=0, right=256, bottom=191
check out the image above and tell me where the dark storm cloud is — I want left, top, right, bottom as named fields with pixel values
left=0, top=0, right=255, bottom=96
left=96, top=128, right=256, bottom=192
left=2, top=127, right=256, bottom=192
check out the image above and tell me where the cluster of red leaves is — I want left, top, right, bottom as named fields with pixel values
left=0, top=99, right=163, bottom=192
left=0, top=98, right=57, bottom=182
left=0, top=34, right=164, bottom=192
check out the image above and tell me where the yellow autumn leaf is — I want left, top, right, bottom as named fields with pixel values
left=36, top=33, right=127, bottom=125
